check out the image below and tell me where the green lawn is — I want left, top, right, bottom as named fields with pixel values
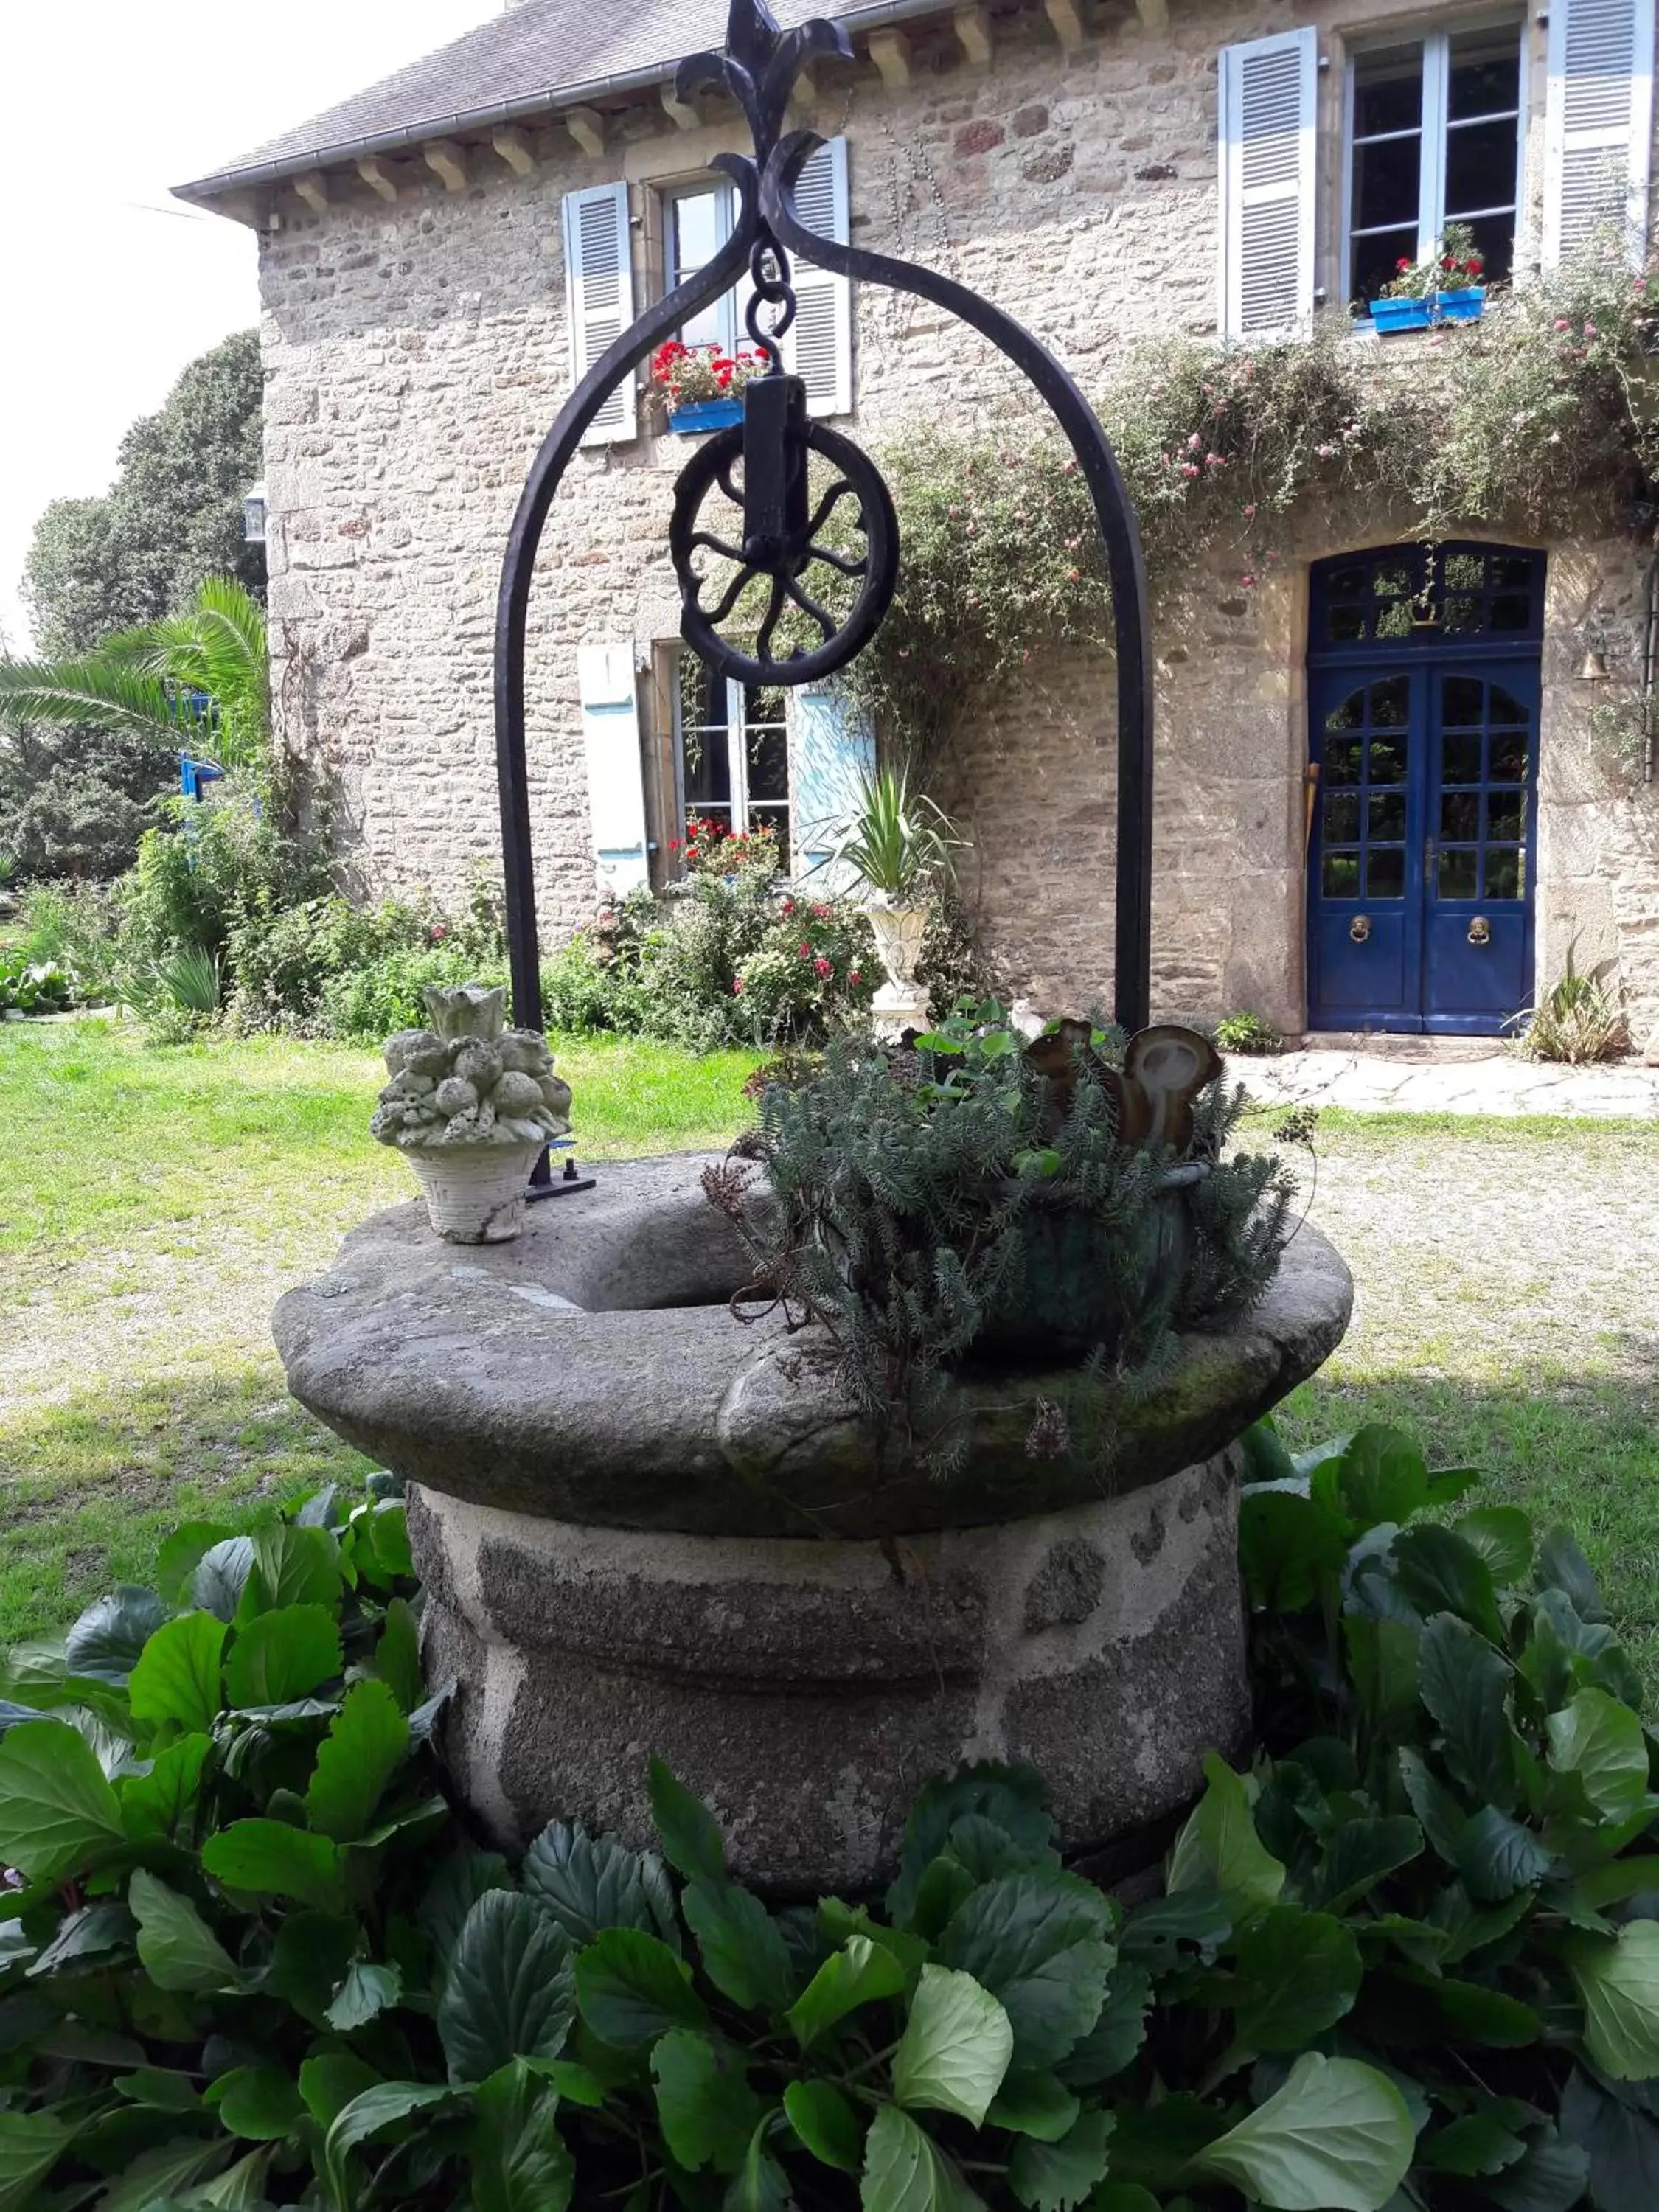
left=1, top=1024, right=1656, bottom=1697
left=0, top=1019, right=761, bottom=1639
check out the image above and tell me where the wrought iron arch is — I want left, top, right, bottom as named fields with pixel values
left=494, top=0, right=1155, bottom=1152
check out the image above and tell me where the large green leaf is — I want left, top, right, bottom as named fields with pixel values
left=1343, top=1618, right=1422, bottom=1740
left=887, top=1764, right=1056, bottom=1930
left=1486, top=2130, right=1593, bottom=2212
left=97, top=2137, right=233, bottom=2212
left=0, top=2111, right=74, bottom=2211
left=1392, top=1525, right=1504, bottom=1644
left=650, top=2028, right=762, bottom=2174
left=860, top=2104, right=985, bottom=2212
left=1239, top=1492, right=1349, bottom=1613
left=128, top=1613, right=226, bottom=1737
left=470, top=2059, right=574, bottom=2212
left=1315, top=1427, right=1429, bottom=1529
left=119, top=1733, right=211, bottom=1844
left=0, top=1717, right=124, bottom=1878
left=1559, top=2067, right=1659, bottom=2212
left=321, top=2081, right=459, bottom=2210
left=304, top=1680, right=408, bottom=1843
left=1570, top=1921, right=1659, bottom=2080
left=1167, top=1753, right=1286, bottom=1908
left=192, top=1538, right=255, bottom=1624
left=65, top=1587, right=170, bottom=1686
left=128, top=1869, right=241, bottom=1994
left=366, top=1597, right=422, bottom=1716
left=646, top=1759, right=726, bottom=1884
left=787, top=1933, right=907, bottom=2048
left=986, top=2070, right=1079, bottom=2141
left=419, top=1850, right=514, bottom=1973
left=891, top=1964, right=1014, bottom=2126
left=223, top=1605, right=341, bottom=1710
left=522, top=1820, right=678, bottom=1950
left=437, top=1890, right=575, bottom=2083
left=1419, top=1613, right=1517, bottom=1804
left=574, top=1926, right=708, bottom=2045
left=936, top=1873, right=1114, bottom=2069
left=682, top=1877, right=795, bottom=2013
left=784, top=2078, right=863, bottom=2171
left=1197, top=2053, right=1416, bottom=2212
left=247, top=1524, right=341, bottom=1615
left=1229, top=1907, right=1363, bottom=2051
left=1547, top=1688, right=1649, bottom=1820
left=1308, top=1817, right=1425, bottom=1914
left=1455, top=1507, right=1534, bottom=1586
left=326, top=1961, right=402, bottom=2031
left=1007, top=2110, right=1114, bottom=2212
left=154, top=1523, right=234, bottom=1607
left=1538, top=1528, right=1607, bottom=1624
left=1454, top=1806, right=1554, bottom=1902
left=1056, top=1962, right=1151, bottom=2087
left=202, top=1818, right=343, bottom=1910
left=206, top=2065, right=307, bottom=2142
left=728, top=2118, right=792, bottom=2212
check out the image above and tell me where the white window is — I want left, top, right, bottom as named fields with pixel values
left=674, top=658, right=792, bottom=867
left=658, top=139, right=853, bottom=415
left=1343, top=22, right=1526, bottom=309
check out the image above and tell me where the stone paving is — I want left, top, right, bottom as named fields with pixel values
left=1231, top=1040, right=1659, bottom=1119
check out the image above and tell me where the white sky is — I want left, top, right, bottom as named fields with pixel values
left=0, top=0, right=498, bottom=653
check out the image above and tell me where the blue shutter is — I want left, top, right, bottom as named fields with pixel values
left=790, top=684, right=874, bottom=885
left=577, top=645, right=649, bottom=895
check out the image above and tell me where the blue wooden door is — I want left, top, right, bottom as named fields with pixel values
left=1306, top=546, right=1542, bottom=1037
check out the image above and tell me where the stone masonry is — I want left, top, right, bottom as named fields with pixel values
left=243, top=0, right=1659, bottom=1034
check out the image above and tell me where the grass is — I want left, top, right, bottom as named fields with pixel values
left=2, top=1025, right=1656, bottom=1699
left=0, top=1018, right=760, bottom=1640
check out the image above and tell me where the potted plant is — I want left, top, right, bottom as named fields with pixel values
left=818, top=765, right=959, bottom=1032
left=650, top=339, right=766, bottom=433
left=1371, top=223, right=1486, bottom=332
left=369, top=983, right=572, bottom=1242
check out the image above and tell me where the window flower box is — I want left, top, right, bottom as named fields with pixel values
left=667, top=397, right=745, bottom=434
left=1371, top=296, right=1433, bottom=333
left=1434, top=285, right=1486, bottom=324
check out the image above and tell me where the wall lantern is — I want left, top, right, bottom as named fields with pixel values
left=241, top=484, right=268, bottom=546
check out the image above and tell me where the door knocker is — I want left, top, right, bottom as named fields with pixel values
left=1468, top=915, right=1491, bottom=946
left=1349, top=914, right=1371, bottom=944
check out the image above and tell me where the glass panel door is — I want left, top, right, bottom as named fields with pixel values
left=1307, top=667, right=1425, bottom=1027
left=1423, top=664, right=1537, bottom=1027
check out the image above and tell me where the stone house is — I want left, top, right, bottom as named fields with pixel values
left=176, top=0, right=1659, bottom=1041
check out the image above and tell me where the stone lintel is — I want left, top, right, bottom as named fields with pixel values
left=954, top=4, right=994, bottom=67
left=491, top=126, right=538, bottom=176
left=356, top=157, right=399, bottom=202
left=425, top=139, right=469, bottom=192
left=292, top=171, right=329, bottom=216
left=868, top=27, right=914, bottom=91
left=1045, top=0, right=1086, bottom=52
left=566, top=105, right=607, bottom=159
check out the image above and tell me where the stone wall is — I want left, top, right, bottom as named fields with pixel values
left=255, top=0, right=1659, bottom=1032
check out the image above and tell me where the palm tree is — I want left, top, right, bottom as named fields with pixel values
left=0, top=577, right=268, bottom=771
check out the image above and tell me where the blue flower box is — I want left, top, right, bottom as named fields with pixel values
left=1435, top=286, right=1486, bottom=323
left=667, top=399, right=744, bottom=434
left=1370, top=296, right=1433, bottom=333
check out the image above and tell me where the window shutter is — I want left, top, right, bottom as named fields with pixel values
left=1544, top=0, right=1655, bottom=267
left=781, top=138, right=852, bottom=416
left=562, top=184, right=636, bottom=444
left=790, top=683, right=875, bottom=888
left=1217, top=28, right=1318, bottom=340
left=577, top=645, right=649, bottom=895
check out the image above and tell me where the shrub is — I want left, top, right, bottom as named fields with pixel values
left=1512, top=949, right=1630, bottom=1065
left=2, top=1427, right=1656, bottom=2210
left=1214, top=1008, right=1284, bottom=1056
left=115, top=786, right=331, bottom=975
left=0, top=721, right=174, bottom=882
left=316, top=939, right=512, bottom=1040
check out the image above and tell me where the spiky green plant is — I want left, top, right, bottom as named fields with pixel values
left=0, top=577, right=268, bottom=772
left=817, top=765, right=960, bottom=901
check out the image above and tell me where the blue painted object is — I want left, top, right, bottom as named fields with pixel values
left=1305, top=544, right=1543, bottom=1036
left=178, top=755, right=226, bottom=801
left=1370, top=296, right=1433, bottom=333
left=1434, top=286, right=1486, bottom=323
left=668, top=399, right=745, bottom=434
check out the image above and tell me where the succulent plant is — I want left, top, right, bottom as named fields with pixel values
left=369, top=984, right=572, bottom=1151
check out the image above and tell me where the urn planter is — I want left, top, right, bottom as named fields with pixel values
left=866, top=902, right=931, bottom=1038
left=275, top=1152, right=1352, bottom=1894
left=403, top=1139, right=544, bottom=1244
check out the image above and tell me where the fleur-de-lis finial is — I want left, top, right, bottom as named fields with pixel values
left=678, top=0, right=853, bottom=169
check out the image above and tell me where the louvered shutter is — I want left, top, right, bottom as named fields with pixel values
left=577, top=645, right=649, bottom=894
left=1544, top=0, right=1655, bottom=268
left=790, top=683, right=875, bottom=886
left=562, top=184, right=636, bottom=444
left=1217, top=29, right=1318, bottom=341
left=781, top=138, right=852, bottom=416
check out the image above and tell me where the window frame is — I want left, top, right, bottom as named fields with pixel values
left=670, top=658, right=793, bottom=865
left=1340, top=13, right=1528, bottom=311
left=661, top=175, right=742, bottom=354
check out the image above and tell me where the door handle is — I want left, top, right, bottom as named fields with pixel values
left=1468, top=915, right=1491, bottom=946
left=1349, top=914, right=1371, bottom=944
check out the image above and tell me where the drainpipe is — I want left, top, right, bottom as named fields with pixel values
left=1644, top=543, right=1658, bottom=785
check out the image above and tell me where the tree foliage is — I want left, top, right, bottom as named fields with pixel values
left=20, top=330, right=264, bottom=658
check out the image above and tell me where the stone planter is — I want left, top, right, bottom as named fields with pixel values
left=405, top=1139, right=543, bottom=1243
left=867, top=902, right=930, bottom=1038
left=275, top=1153, right=1352, bottom=1893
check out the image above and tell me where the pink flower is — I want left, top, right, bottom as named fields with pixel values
left=1180, top=462, right=1200, bottom=478
left=798, top=942, right=811, bottom=958
left=1067, top=566, right=1080, bottom=581
left=849, top=970, right=863, bottom=985
left=813, top=956, right=832, bottom=978
left=1186, top=431, right=1202, bottom=450
left=1584, top=320, right=1598, bottom=335
left=1243, top=501, right=1258, bottom=518
left=1241, top=572, right=1257, bottom=588
left=1554, top=318, right=1573, bottom=330
left=733, top=978, right=745, bottom=994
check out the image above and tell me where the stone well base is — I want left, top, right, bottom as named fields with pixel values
left=408, top=1448, right=1251, bottom=1895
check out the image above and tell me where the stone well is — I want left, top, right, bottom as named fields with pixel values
left=274, top=1155, right=1351, bottom=1893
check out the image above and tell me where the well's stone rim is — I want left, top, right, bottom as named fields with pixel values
left=274, top=1150, right=1352, bottom=1541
